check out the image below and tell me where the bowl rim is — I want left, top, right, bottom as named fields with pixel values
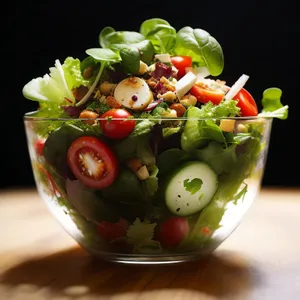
left=23, top=111, right=274, bottom=122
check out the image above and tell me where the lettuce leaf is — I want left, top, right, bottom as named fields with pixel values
left=182, top=124, right=265, bottom=249
left=198, top=99, right=241, bottom=118
left=62, top=57, right=89, bottom=90
left=194, top=141, right=238, bottom=175
left=22, top=59, right=74, bottom=104
left=181, top=106, right=227, bottom=152
left=259, top=87, right=289, bottom=120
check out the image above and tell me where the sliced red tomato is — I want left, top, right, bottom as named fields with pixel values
left=170, top=56, right=193, bottom=78
left=34, top=139, right=45, bottom=156
left=67, top=136, right=118, bottom=189
left=156, top=217, right=189, bottom=248
left=100, top=109, right=136, bottom=139
left=233, top=88, right=258, bottom=116
left=97, top=218, right=129, bottom=241
left=190, top=84, right=225, bottom=105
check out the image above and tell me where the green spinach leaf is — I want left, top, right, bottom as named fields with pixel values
left=174, top=27, right=224, bottom=76
left=140, top=18, right=176, bottom=53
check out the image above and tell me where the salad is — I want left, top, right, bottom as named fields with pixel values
left=23, top=18, right=289, bottom=256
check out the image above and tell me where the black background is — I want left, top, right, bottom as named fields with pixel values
left=3, top=0, right=299, bottom=189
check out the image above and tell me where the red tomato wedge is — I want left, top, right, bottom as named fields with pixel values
left=233, top=88, right=258, bottom=116
left=170, top=56, right=193, bottom=78
left=190, top=84, right=225, bottom=105
left=100, top=109, right=136, bottom=139
left=67, top=136, right=118, bottom=189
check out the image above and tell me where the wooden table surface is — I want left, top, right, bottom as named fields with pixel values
left=0, top=187, right=299, bottom=300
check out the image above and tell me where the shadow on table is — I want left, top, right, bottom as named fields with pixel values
left=0, top=246, right=263, bottom=299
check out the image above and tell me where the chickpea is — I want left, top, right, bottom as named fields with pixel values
left=99, top=81, right=117, bottom=95
left=83, top=66, right=94, bottom=79
left=79, top=110, right=99, bottom=125
left=180, top=94, right=197, bottom=107
left=170, top=103, right=187, bottom=117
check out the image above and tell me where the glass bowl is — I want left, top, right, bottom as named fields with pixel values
left=24, top=114, right=272, bottom=264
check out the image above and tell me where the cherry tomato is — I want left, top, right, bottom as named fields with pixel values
left=156, top=217, right=189, bottom=248
left=100, top=109, right=136, bottom=139
left=170, top=56, right=193, bottom=78
left=233, top=88, right=258, bottom=116
left=34, top=139, right=45, bottom=156
left=67, top=136, right=118, bottom=189
left=97, top=218, right=129, bottom=241
left=190, top=84, right=225, bottom=105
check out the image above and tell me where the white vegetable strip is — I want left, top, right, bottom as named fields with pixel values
left=225, top=74, right=249, bottom=101
left=175, top=71, right=197, bottom=99
left=188, top=66, right=210, bottom=82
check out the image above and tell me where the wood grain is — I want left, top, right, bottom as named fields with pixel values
left=0, top=187, right=300, bottom=300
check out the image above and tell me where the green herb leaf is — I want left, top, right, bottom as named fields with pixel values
left=99, top=27, right=145, bottom=48
left=140, top=18, right=176, bottom=53
left=126, top=218, right=157, bottom=244
left=157, top=149, right=191, bottom=176
left=66, top=179, right=119, bottom=223
left=130, top=119, right=156, bottom=137
left=174, top=27, right=224, bottom=76
left=194, top=141, right=238, bottom=175
left=85, top=48, right=121, bottom=63
left=118, top=46, right=140, bottom=74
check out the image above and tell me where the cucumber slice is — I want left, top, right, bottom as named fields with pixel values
left=165, top=161, right=218, bottom=216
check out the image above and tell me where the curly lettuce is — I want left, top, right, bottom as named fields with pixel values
left=22, top=57, right=89, bottom=117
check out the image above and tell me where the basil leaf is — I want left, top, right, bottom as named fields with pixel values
left=175, top=27, right=224, bottom=76
left=66, top=179, right=119, bottom=223
left=85, top=48, right=121, bottom=63
left=119, top=46, right=140, bottom=74
left=135, top=40, right=155, bottom=65
left=194, top=141, right=238, bottom=175
left=157, top=149, right=191, bottom=176
left=99, top=26, right=145, bottom=48
left=140, top=18, right=176, bottom=53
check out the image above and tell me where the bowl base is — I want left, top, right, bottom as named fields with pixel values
left=86, top=246, right=219, bottom=265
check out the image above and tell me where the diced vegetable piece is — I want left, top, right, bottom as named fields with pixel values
left=136, top=165, right=150, bottom=180
left=219, top=119, right=236, bottom=132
